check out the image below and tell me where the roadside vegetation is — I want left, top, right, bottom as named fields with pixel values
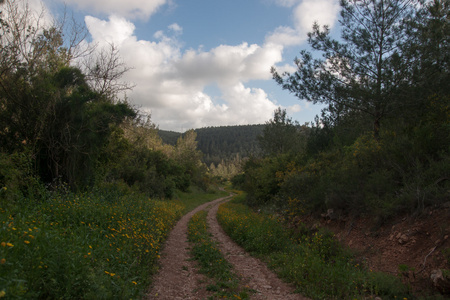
left=1, top=188, right=182, bottom=299
left=0, top=184, right=225, bottom=299
left=217, top=193, right=412, bottom=299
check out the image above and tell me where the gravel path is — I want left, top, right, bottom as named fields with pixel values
left=146, top=196, right=308, bottom=299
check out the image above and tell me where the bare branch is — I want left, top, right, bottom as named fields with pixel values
left=81, top=43, right=135, bottom=101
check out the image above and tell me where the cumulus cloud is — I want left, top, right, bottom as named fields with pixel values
left=84, top=15, right=282, bottom=130
left=266, top=0, right=340, bottom=47
left=60, top=0, right=169, bottom=20
left=174, top=42, right=283, bottom=87
left=85, top=15, right=135, bottom=45
left=294, top=0, right=340, bottom=33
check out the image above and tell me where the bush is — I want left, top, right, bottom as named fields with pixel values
left=0, top=152, right=46, bottom=207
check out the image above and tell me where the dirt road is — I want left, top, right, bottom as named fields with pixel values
left=146, top=196, right=307, bottom=299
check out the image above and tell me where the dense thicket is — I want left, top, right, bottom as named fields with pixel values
left=241, top=0, right=449, bottom=221
left=0, top=0, right=208, bottom=204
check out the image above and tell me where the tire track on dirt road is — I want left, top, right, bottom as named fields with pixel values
left=146, top=195, right=232, bottom=299
left=207, top=198, right=308, bottom=300
left=147, top=195, right=308, bottom=299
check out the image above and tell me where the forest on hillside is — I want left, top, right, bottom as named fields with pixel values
left=159, top=124, right=264, bottom=166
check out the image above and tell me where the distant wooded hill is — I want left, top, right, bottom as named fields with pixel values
left=158, top=124, right=264, bottom=166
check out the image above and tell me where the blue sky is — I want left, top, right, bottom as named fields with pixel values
left=40, top=0, right=341, bottom=131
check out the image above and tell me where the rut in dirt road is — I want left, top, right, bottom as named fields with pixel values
left=206, top=198, right=307, bottom=300
left=147, top=196, right=308, bottom=299
left=146, top=196, right=231, bottom=300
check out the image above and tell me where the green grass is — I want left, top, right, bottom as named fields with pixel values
left=217, top=194, right=412, bottom=300
left=187, top=210, right=252, bottom=299
left=173, top=186, right=228, bottom=213
left=0, top=185, right=226, bottom=299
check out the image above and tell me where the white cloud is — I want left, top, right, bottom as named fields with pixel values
left=266, top=0, right=340, bottom=47
left=275, top=63, right=297, bottom=75
left=175, top=42, right=283, bottom=87
left=287, top=104, right=302, bottom=113
left=220, top=83, right=278, bottom=123
left=265, top=26, right=304, bottom=47
left=84, top=16, right=283, bottom=131
left=85, top=15, right=135, bottom=45
left=60, top=0, right=168, bottom=20
left=168, top=23, right=182, bottom=34
left=294, top=0, right=340, bottom=33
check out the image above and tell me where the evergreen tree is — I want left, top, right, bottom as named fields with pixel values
left=258, top=108, right=303, bottom=156
left=272, top=0, right=418, bottom=138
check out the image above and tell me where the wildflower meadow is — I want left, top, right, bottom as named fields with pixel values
left=0, top=188, right=184, bottom=299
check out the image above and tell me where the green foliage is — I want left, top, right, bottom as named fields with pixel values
left=258, top=0, right=450, bottom=220
left=107, top=146, right=184, bottom=198
left=231, top=173, right=245, bottom=190
left=241, top=156, right=285, bottom=206
left=174, top=130, right=209, bottom=190
left=272, top=0, right=419, bottom=138
left=173, top=186, right=228, bottom=214
left=258, top=108, right=307, bottom=156
left=0, top=1, right=205, bottom=197
left=217, top=196, right=411, bottom=299
left=273, top=130, right=449, bottom=218
left=33, top=67, right=136, bottom=190
left=218, top=201, right=290, bottom=254
left=0, top=188, right=184, bottom=299
left=0, top=152, right=46, bottom=207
